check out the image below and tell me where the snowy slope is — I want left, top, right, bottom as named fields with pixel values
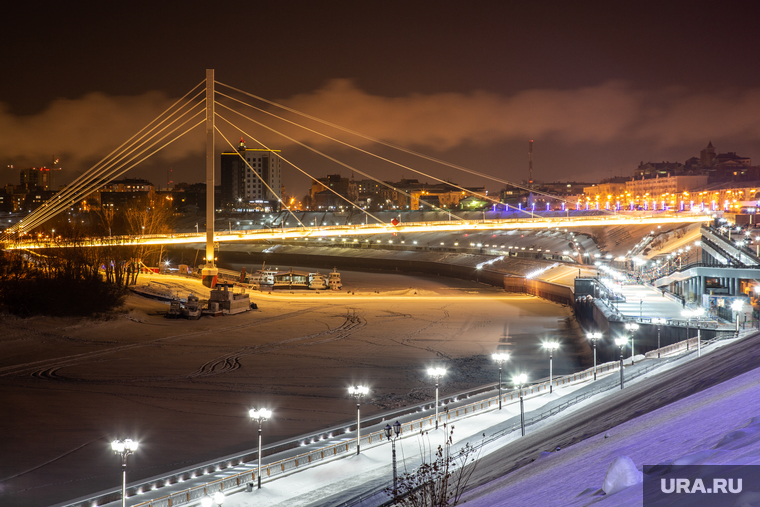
left=462, top=339, right=760, bottom=506
left=210, top=330, right=760, bottom=507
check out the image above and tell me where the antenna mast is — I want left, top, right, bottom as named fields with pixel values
left=528, top=140, right=533, bottom=186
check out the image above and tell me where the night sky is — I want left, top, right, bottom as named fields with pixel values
left=3, top=1, right=760, bottom=196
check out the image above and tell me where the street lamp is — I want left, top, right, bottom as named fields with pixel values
left=652, top=318, right=666, bottom=358
left=111, top=438, right=138, bottom=507
left=731, top=300, right=744, bottom=335
left=681, top=309, right=695, bottom=351
left=348, top=385, right=369, bottom=454
left=542, top=342, right=559, bottom=393
left=624, top=322, right=639, bottom=363
left=249, top=407, right=272, bottom=489
left=384, top=421, right=402, bottom=499
left=491, top=353, right=510, bottom=409
left=587, top=332, right=602, bottom=380
left=514, top=373, right=528, bottom=436
left=201, top=491, right=225, bottom=507
left=692, top=308, right=704, bottom=356
left=615, top=337, right=627, bottom=389
left=427, top=367, right=446, bottom=429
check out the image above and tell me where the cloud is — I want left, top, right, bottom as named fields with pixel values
left=3, top=80, right=760, bottom=184
left=0, top=91, right=204, bottom=173
left=278, top=79, right=760, bottom=151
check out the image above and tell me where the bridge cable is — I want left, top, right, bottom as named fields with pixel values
left=216, top=89, right=535, bottom=219
left=6, top=104, right=205, bottom=240
left=6, top=87, right=205, bottom=237
left=3, top=116, right=206, bottom=246
left=215, top=101, right=467, bottom=221
left=215, top=80, right=584, bottom=211
left=10, top=90, right=206, bottom=234
left=6, top=91, right=206, bottom=236
left=215, top=114, right=387, bottom=227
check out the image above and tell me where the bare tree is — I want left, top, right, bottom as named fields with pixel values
left=389, top=425, right=484, bottom=507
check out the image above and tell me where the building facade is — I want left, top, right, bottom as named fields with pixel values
left=221, top=139, right=282, bottom=211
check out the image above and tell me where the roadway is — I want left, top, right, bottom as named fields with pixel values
left=6, top=213, right=711, bottom=250
left=614, top=284, right=686, bottom=320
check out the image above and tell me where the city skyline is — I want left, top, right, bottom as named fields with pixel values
left=3, top=2, right=760, bottom=195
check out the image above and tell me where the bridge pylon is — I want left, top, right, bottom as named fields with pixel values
left=202, top=69, right=218, bottom=288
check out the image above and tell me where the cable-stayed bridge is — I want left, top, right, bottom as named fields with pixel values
left=5, top=213, right=709, bottom=251
left=1, top=70, right=711, bottom=284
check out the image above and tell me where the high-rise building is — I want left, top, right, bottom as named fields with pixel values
left=220, top=138, right=282, bottom=211
left=20, top=166, right=59, bottom=190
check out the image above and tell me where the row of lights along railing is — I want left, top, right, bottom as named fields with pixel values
left=111, top=336, right=659, bottom=505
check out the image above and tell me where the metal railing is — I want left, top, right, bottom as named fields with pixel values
left=61, top=358, right=620, bottom=507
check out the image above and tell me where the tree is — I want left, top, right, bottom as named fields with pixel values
left=389, top=425, right=484, bottom=507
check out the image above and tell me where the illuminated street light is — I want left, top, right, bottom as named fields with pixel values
left=624, top=322, right=639, bottom=363
left=348, top=385, right=369, bottom=453
left=615, top=337, right=627, bottom=389
left=491, top=353, right=510, bottom=409
left=383, top=421, right=402, bottom=499
left=587, top=332, right=602, bottom=380
left=427, top=367, right=446, bottom=429
left=513, top=373, right=528, bottom=436
left=111, top=438, right=138, bottom=507
left=542, top=342, right=560, bottom=393
left=201, top=491, right=225, bottom=507
left=731, top=300, right=744, bottom=335
left=652, top=318, right=666, bottom=358
left=249, top=407, right=272, bottom=489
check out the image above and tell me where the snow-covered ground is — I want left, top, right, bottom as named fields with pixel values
left=462, top=343, right=760, bottom=506
left=203, top=331, right=760, bottom=507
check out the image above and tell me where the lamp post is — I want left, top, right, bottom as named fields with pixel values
left=587, top=332, right=602, bottom=380
left=732, top=300, right=744, bottom=336
left=624, top=322, right=639, bottom=363
left=681, top=309, right=693, bottom=351
left=491, top=353, right=510, bottom=409
left=652, top=318, right=666, bottom=358
left=692, top=308, right=704, bottom=356
left=348, top=385, right=369, bottom=453
left=514, top=374, right=528, bottom=436
left=542, top=342, right=559, bottom=393
left=201, top=491, right=225, bottom=507
left=384, top=421, right=402, bottom=499
left=427, top=368, right=446, bottom=429
left=615, top=337, right=627, bottom=389
left=249, top=407, right=272, bottom=489
left=111, top=438, right=138, bottom=507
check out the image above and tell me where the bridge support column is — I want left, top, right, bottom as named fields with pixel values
left=202, top=68, right=218, bottom=288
